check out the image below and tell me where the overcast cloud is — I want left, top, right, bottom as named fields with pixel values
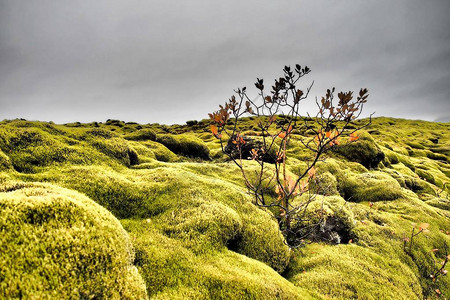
left=0, top=0, right=449, bottom=124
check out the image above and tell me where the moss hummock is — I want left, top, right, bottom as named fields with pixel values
left=0, top=181, right=147, bottom=299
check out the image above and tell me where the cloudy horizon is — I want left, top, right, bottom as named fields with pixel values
left=1, top=0, right=449, bottom=124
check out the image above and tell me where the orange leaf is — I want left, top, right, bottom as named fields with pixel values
left=210, top=125, right=221, bottom=138
left=287, top=176, right=296, bottom=194
left=418, top=223, right=430, bottom=230
left=278, top=132, right=286, bottom=139
left=278, top=125, right=293, bottom=139
left=300, top=180, right=308, bottom=192
left=325, top=131, right=332, bottom=139
left=210, top=125, right=218, bottom=135
left=308, top=167, right=316, bottom=178
left=349, top=132, right=360, bottom=142
left=287, top=125, right=293, bottom=134
left=314, top=132, right=324, bottom=145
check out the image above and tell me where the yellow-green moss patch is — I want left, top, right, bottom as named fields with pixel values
left=0, top=181, right=147, bottom=299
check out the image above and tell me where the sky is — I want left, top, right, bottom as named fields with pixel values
left=1, top=0, right=449, bottom=124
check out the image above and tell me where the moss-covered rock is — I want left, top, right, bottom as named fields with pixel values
left=0, top=150, right=12, bottom=171
left=160, top=202, right=243, bottom=250
left=309, top=171, right=339, bottom=196
left=89, top=137, right=139, bottom=166
left=286, top=244, right=422, bottom=299
left=81, top=128, right=118, bottom=139
left=235, top=208, right=292, bottom=273
left=0, top=128, right=88, bottom=172
left=337, top=171, right=403, bottom=202
left=333, top=132, right=385, bottom=169
left=140, top=140, right=179, bottom=162
left=105, top=119, right=125, bottom=127
left=124, top=129, right=157, bottom=141
left=122, top=220, right=310, bottom=299
left=0, top=181, right=147, bottom=299
left=157, top=134, right=210, bottom=160
left=291, top=195, right=357, bottom=244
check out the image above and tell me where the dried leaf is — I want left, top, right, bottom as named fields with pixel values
left=349, top=132, right=360, bottom=142
left=308, top=167, right=316, bottom=178
left=418, top=223, right=430, bottom=230
left=210, top=125, right=221, bottom=138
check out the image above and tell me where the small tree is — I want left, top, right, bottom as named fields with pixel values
left=209, top=64, right=371, bottom=247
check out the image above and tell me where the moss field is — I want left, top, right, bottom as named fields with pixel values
left=0, top=117, right=449, bottom=299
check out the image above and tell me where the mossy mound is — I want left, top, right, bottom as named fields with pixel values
left=309, top=171, right=339, bottom=196
left=286, top=243, right=422, bottom=299
left=89, top=137, right=139, bottom=166
left=0, top=181, right=147, bottom=299
left=0, top=150, right=12, bottom=171
left=337, top=171, right=403, bottom=202
left=123, top=220, right=314, bottom=300
left=139, top=140, right=179, bottom=162
left=291, top=195, right=357, bottom=244
left=333, top=131, right=385, bottom=169
left=157, top=134, right=210, bottom=160
left=81, top=128, right=119, bottom=139
left=0, top=127, right=84, bottom=172
left=124, top=129, right=157, bottom=141
left=160, top=201, right=244, bottom=250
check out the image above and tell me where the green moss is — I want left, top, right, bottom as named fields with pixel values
left=333, top=131, right=385, bottom=169
left=122, top=219, right=312, bottom=300
left=422, top=194, right=450, bottom=210
left=383, top=149, right=399, bottom=164
left=310, top=171, right=339, bottom=196
left=142, top=141, right=179, bottom=162
left=0, top=127, right=88, bottom=172
left=89, top=137, right=139, bottom=166
left=406, top=141, right=425, bottom=150
left=337, top=171, right=403, bottom=202
left=0, top=117, right=448, bottom=299
left=415, top=168, right=436, bottom=185
left=126, top=141, right=156, bottom=163
left=81, top=128, right=118, bottom=139
left=0, top=150, right=12, bottom=171
left=0, top=181, right=147, bottom=299
left=105, top=119, right=125, bottom=127
left=235, top=208, right=292, bottom=273
left=286, top=244, right=422, bottom=299
left=159, top=201, right=243, bottom=251
left=425, top=150, right=448, bottom=162
left=157, top=134, right=210, bottom=160
left=124, top=129, right=157, bottom=141
left=291, top=195, right=357, bottom=244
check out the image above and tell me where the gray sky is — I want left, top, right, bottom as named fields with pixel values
left=1, top=0, right=449, bottom=124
